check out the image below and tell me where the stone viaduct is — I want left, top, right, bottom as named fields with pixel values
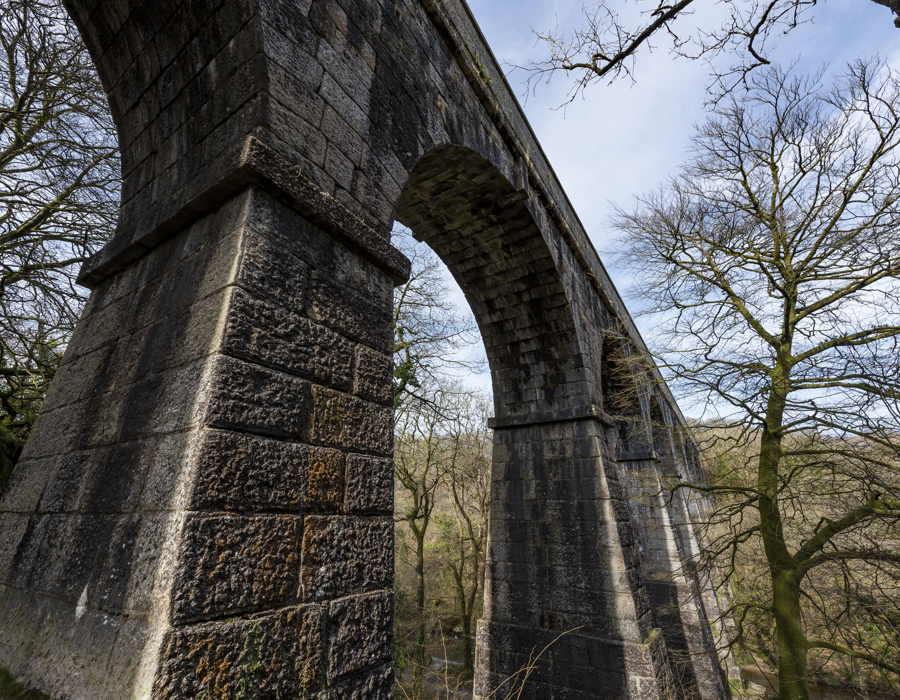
left=0, top=0, right=734, bottom=697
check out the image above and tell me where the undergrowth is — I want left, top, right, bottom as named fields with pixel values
left=0, top=668, right=50, bottom=700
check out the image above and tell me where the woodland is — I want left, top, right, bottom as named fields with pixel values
left=1, top=0, right=899, bottom=699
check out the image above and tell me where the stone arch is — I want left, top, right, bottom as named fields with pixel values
left=0, top=0, right=729, bottom=698
left=62, top=0, right=266, bottom=250
left=599, top=333, right=653, bottom=460
left=396, top=145, right=593, bottom=420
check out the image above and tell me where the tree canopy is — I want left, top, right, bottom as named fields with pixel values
left=614, top=58, right=900, bottom=700
left=0, top=0, right=118, bottom=485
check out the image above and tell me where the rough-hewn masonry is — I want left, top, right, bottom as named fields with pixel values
left=0, top=0, right=735, bottom=697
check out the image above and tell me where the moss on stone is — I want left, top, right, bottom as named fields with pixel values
left=0, top=667, right=51, bottom=700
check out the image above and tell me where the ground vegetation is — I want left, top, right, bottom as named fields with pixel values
left=612, top=59, right=900, bottom=700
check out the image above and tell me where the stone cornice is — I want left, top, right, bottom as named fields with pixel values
left=78, top=136, right=411, bottom=289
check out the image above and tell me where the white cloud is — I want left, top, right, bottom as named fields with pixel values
left=403, top=0, right=900, bottom=401
left=469, top=0, right=898, bottom=252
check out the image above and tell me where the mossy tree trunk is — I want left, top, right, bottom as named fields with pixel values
left=609, top=59, right=900, bottom=700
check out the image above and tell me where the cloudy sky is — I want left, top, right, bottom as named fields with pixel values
left=403, top=0, right=900, bottom=397
left=467, top=0, right=898, bottom=251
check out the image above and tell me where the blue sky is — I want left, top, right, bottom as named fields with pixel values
left=467, top=0, right=898, bottom=254
left=406, top=0, right=900, bottom=397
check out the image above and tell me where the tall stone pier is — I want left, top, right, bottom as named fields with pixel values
left=0, top=0, right=731, bottom=697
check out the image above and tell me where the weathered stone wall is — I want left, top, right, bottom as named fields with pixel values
left=0, top=0, right=731, bottom=697
left=475, top=418, right=669, bottom=700
left=0, top=186, right=399, bottom=698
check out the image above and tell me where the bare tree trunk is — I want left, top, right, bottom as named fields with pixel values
left=772, top=571, right=808, bottom=700
left=451, top=536, right=476, bottom=673
left=759, top=354, right=810, bottom=700
left=413, top=526, right=428, bottom=690
left=461, top=613, right=474, bottom=673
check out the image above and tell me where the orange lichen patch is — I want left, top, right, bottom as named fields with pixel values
left=195, top=653, right=238, bottom=698
left=300, top=516, right=331, bottom=564
left=156, top=606, right=324, bottom=697
left=305, top=447, right=344, bottom=511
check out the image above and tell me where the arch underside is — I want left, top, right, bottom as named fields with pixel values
left=398, top=147, right=728, bottom=700
left=397, top=145, right=593, bottom=420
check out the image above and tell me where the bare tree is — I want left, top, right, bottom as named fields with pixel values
left=525, top=0, right=898, bottom=100
left=613, top=59, right=900, bottom=700
left=392, top=226, right=484, bottom=409
left=437, top=389, right=492, bottom=674
left=0, top=0, right=118, bottom=483
left=394, top=382, right=459, bottom=694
